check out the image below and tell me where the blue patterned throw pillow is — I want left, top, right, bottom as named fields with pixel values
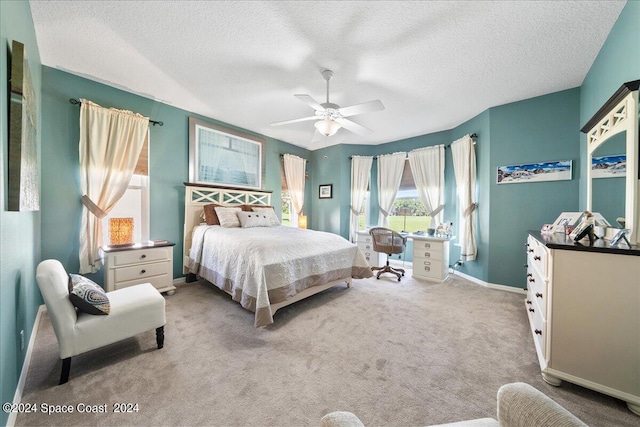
left=68, top=274, right=110, bottom=315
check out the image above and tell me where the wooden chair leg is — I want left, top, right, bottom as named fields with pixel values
left=60, top=357, right=71, bottom=385
left=156, top=326, right=165, bottom=349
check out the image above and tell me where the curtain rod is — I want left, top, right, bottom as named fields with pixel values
left=69, top=98, right=164, bottom=126
left=349, top=133, right=477, bottom=159
left=279, top=154, right=309, bottom=162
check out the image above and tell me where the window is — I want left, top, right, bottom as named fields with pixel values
left=388, top=160, right=431, bottom=233
left=101, top=141, right=150, bottom=245
left=281, top=190, right=297, bottom=227
left=358, top=191, right=370, bottom=231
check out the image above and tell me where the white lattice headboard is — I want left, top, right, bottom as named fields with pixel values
left=183, top=183, right=272, bottom=273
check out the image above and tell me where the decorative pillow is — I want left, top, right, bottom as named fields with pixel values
left=237, top=211, right=272, bottom=228
left=203, top=203, right=223, bottom=225
left=214, top=206, right=242, bottom=228
left=241, top=204, right=275, bottom=212
left=68, top=274, right=110, bottom=315
left=251, top=207, right=281, bottom=226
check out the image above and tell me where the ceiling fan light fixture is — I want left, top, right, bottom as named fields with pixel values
left=315, top=118, right=341, bottom=136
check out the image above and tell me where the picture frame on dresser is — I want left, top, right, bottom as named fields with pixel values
left=550, top=212, right=582, bottom=234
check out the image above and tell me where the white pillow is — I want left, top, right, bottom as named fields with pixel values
left=214, top=206, right=242, bottom=228
left=251, top=207, right=280, bottom=226
left=237, top=211, right=272, bottom=228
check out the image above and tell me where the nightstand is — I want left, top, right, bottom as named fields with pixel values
left=100, top=241, right=176, bottom=295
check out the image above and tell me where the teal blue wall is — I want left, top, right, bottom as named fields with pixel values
left=579, top=0, right=640, bottom=207
left=488, top=88, right=581, bottom=286
left=0, top=1, right=42, bottom=425
left=40, top=67, right=310, bottom=284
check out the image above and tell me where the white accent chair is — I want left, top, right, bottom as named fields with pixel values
left=36, top=259, right=166, bottom=384
left=320, top=382, right=587, bottom=427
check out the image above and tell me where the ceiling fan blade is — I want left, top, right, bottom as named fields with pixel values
left=335, top=117, right=372, bottom=136
left=294, top=94, right=326, bottom=112
left=338, top=100, right=384, bottom=117
left=270, top=116, right=319, bottom=126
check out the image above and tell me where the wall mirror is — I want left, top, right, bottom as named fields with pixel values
left=582, top=80, right=639, bottom=245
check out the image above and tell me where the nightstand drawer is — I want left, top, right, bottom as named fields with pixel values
left=113, top=247, right=170, bottom=266
left=114, top=261, right=170, bottom=283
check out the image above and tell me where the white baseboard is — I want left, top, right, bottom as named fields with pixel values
left=173, top=276, right=187, bottom=286
left=7, top=304, right=46, bottom=427
left=453, top=270, right=526, bottom=294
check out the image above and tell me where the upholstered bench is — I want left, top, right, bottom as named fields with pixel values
left=36, top=259, right=166, bottom=384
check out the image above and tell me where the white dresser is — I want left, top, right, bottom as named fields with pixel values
left=356, top=231, right=384, bottom=267
left=100, top=241, right=176, bottom=294
left=525, top=232, right=640, bottom=415
left=411, top=235, right=450, bottom=282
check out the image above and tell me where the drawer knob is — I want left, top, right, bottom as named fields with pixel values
left=424, top=267, right=430, bottom=272
left=141, top=254, right=147, bottom=259
left=524, top=264, right=528, bottom=268
left=423, top=261, right=431, bottom=265
left=534, top=329, right=542, bottom=335
left=529, top=308, right=535, bottom=313
left=425, top=243, right=430, bottom=248
left=141, top=269, right=146, bottom=274
left=526, top=300, right=532, bottom=305
left=424, top=253, right=431, bottom=257
left=535, top=292, right=543, bottom=298
left=534, top=255, right=541, bottom=261
left=528, top=249, right=534, bottom=253
left=528, top=278, right=535, bottom=283
left=526, top=273, right=532, bottom=277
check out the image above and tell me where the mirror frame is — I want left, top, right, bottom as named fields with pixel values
left=582, top=80, right=639, bottom=245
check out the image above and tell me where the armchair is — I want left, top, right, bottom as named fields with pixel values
left=36, top=260, right=166, bottom=384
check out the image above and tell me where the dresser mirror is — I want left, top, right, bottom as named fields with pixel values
left=582, top=80, right=639, bottom=245
left=590, top=131, right=626, bottom=226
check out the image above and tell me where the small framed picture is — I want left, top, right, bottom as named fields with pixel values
left=550, top=212, right=582, bottom=234
left=319, top=184, right=333, bottom=199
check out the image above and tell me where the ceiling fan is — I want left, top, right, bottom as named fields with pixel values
left=271, top=69, right=384, bottom=138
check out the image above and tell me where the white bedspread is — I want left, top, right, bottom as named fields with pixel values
left=187, top=225, right=372, bottom=326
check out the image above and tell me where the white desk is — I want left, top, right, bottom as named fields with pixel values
left=356, top=231, right=451, bottom=282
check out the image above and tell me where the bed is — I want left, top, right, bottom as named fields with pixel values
left=183, top=183, right=372, bottom=326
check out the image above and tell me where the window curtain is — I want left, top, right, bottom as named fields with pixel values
left=350, top=156, right=373, bottom=242
left=451, top=135, right=477, bottom=261
left=408, top=145, right=445, bottom=225
left=377, top=152, right=407, bottom=226
left=283, top=154, right=306, bottom=225
left=79, top=99, right=149, bottom=274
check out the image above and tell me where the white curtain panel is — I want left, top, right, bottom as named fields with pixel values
left=451, top=135, right=477, bottom=261
left=79, top=99, right=149, bottom=274
left=283, top=154, right=306, bottom=221
left=377, top=152, right=407, bottom=226
left=408, top=145, right=445, bottom=225
left=349, top=156, right=373, bottom=242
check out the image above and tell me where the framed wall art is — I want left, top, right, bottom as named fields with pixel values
left=497, top=160, right=571, bottom=184
left=8, top=40, right=39, bottom=211
left=319, top=184, right=333, bottom=199
left=188, top=117, right=265, bottom=190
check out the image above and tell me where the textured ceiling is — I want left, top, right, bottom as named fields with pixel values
left=30, top=1, right=625, bottom=150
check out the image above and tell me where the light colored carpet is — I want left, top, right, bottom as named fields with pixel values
left=15, top=271, right=637, bottom=426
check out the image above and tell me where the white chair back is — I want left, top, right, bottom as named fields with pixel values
left=36, top=260, right=77, bottom=355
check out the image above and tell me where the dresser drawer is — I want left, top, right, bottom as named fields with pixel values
left=114, top=261, right=170, bottom=283
left=527, top=294, right=547, bottom=357
left=413, top=257, right=443, bottom=278
left=526, top=235, right=548, bottom=278
left=526, top=264, right=547, bottom=319
left=114, top=274, right=171, bottom=292
left=112, top=247, right=170, bottom=266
